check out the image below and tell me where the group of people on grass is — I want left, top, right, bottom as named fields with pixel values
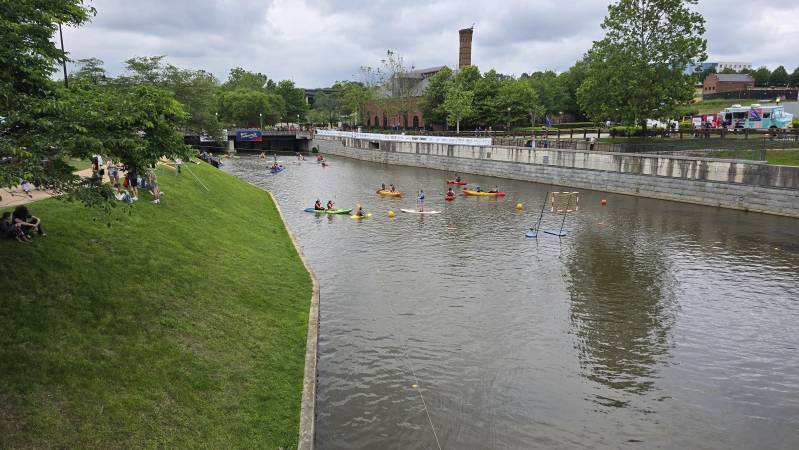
left=1, top=206, right=44, bottom=243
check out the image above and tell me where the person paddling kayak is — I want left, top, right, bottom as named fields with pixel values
left=326, top=200, right=335, bottom=210
left=314, top=199, right=324, bottom=211
left=377, top=183, right=386, bottom=193
left=355, top=206, right=367, bottom=217
left=446, top=187, right=456, bottom=198
left=389, top=184, right=396, bottom=192
left=455, top=175, right=462, bottom=182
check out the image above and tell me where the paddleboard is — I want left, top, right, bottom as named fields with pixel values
left=400, top=209, right=441, bottom=215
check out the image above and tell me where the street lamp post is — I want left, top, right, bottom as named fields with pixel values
left=58, top=23, right=68, bottom=88
left=259, top=112, right=263, bottom=130
left=507, top=107, right=512, bottom=134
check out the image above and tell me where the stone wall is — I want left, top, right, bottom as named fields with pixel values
left=313, top=135, right=799, bottom=218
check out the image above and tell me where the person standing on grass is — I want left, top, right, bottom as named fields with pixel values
left=174, top=157, right=182, bottom=174
left=147, top=165, right=162, bottom=204
left=106, top=159, right=119, bottom=185
left=12, top=205, right=45, bottom=237
left=125, top=166, right=140, bottom=200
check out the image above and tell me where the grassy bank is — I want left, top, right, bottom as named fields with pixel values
left=0, top=162, right=312, bottom=448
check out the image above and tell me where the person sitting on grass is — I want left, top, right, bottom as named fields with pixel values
left=113, top=183, right=134, bottom=203
left=1, top=211, right=29, bottom=242
left=12, top=205, right=45, bottom=238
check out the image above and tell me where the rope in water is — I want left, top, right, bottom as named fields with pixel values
left=385, top=300, right=442, bottom=450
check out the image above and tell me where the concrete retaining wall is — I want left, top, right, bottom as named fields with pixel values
left=313, top=135, right=799, bottom=218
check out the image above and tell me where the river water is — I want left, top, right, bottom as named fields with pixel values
left=225, top=155, right=799, bottom=450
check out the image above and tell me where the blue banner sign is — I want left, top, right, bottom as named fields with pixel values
left=236, top=130, right=262, bottom=141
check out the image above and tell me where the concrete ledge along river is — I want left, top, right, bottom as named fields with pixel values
left=225, top=155, right=799, bottom=450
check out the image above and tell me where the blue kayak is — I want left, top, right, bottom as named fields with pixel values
left=270, top=166, right=284, bottom=174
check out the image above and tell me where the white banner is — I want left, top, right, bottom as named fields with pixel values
left=316, top=129, right=492, bottom=146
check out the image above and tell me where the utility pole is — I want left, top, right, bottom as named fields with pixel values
left=58, top=23, right=68, bottom=88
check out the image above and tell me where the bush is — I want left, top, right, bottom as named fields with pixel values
left=793, top=118, right=799, bottom=128
left=609, top=126, right=645, bottom=137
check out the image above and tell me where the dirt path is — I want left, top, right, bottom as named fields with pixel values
left=0, top=169, right=94, bottom=209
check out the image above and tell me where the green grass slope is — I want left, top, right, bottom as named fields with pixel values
left=0, top=162, right=311, bottom=449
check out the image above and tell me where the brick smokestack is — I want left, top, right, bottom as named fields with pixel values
left=459, top=27, right=473, bottom=69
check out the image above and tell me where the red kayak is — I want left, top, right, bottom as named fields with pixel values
left=447, top=180, right=467, bottom=185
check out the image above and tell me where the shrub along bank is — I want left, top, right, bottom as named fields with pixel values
left=0, top=162, right=312, bottom=448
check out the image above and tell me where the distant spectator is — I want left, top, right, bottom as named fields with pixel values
left=20, top=179, right=32, bottom=198
left=125, top=166, right=140, bottom=200
left=107, top=159, right=119, bottom=185
left=147, top=165, right=162, bottom=204
left=1, top=211, right=29, bottom=242
left=174, top=157, right=182, bottom=174
left=12, top=205, right=45, bottom=237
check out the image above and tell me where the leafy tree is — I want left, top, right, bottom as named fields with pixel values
left=558, top=60, right=589, bottom=119
left=790, top=67, right=799, bottom=87
left=311, top=90, right=343, bottom=124
left=526, top=71, right=566, bottom=119
left=769, top=65, right=788, bottom=86
left=275, top=79, right=308, bottom=122
left=473, top=69, right=507, bottom=127
left=719, top=67, right=738, bottom=74
left=222, top=67, right=273, bottom=91
left=420, top=67, right=453, bottom=127
left=340, top=81, right=373, bottom=126
left=442, top=81, right=474, bottom=133
left=123, top=55, right=166, bottom=85
left=72, top=57, right=107, bottom=84
left=752, top=66, right=771, bottom=86
left=0, top=0, right=94, bottom=192
left=162, top=66, right=221, bottom=134
left=513, top=79, right=546, bottom=128
left=578, top=0, right=706, bottom=132
left=218, top=89, right=284, bottom=127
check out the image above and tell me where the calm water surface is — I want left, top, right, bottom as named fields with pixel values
left=226, top=155, right=799, bottom=450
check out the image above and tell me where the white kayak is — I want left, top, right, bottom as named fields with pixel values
left=400, top=208, right=441, bottom=215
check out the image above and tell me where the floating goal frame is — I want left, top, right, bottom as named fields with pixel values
left=526, top=191, right=579, bottom=238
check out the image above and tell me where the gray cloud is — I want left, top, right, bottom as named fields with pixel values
left=61, top=0, right=799, bottom=88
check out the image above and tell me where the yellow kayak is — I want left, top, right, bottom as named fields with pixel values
left=377, top=190, right=402, bottom=197
left=351, top=213, right=373, bottom=219
left=462, top=189, right=506, bottom=197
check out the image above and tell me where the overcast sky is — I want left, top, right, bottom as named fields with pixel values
left=61, top=0, right=799, bottom=88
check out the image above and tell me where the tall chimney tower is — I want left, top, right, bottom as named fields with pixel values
left=458, top=27, right=473, bottom=69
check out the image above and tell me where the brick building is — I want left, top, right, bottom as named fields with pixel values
left=703, top=73, right=755, bottom=95
left=365, top=28, right=473, bottom=130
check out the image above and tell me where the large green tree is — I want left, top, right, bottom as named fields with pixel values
left=218, top=89, right=284, bottom=127
left=578, top=0, right=706, bottom=132
left=790, top=67, right=799, bottom=87
left=275, top=79, right=308, bottom=122
left=442, top=81, right=474, bottom=133
left=420, top=67, right=453, bottom=127
left=1, top=0, right=94, bottom=192
left=752, top=66, right=771, bottom=86
left=769, top=65, right=788, bottom=86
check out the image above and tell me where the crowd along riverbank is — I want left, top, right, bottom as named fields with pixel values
left=313, top=130, right=799, bottom=218
left=0, top=162, right=314, bottom=449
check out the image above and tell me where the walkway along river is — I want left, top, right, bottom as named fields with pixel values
left=225, top=156, right=799, bottom=449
